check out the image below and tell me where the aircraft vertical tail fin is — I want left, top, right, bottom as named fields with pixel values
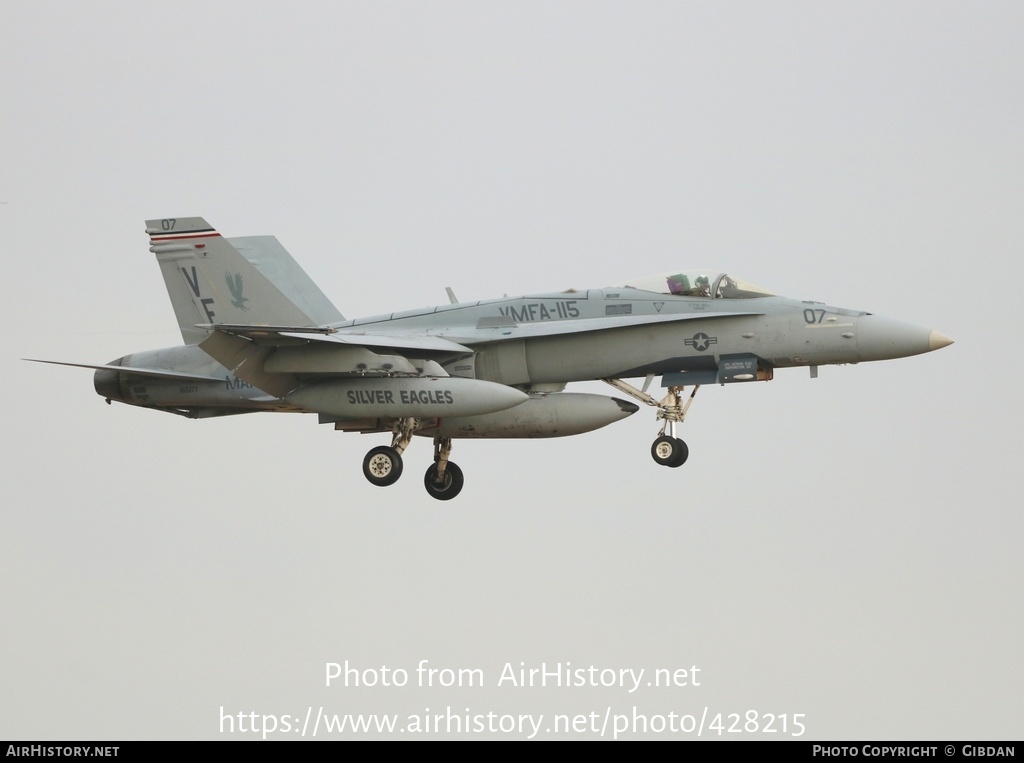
left=146, top=217, right=343, bottom=344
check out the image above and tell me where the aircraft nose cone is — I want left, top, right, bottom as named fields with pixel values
left=928, top=330, right=955, bottom=351
left=856, top=316, right=950, bottom=362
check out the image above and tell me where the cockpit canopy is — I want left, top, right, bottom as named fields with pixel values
left=620, top=272, right=774, bottom=299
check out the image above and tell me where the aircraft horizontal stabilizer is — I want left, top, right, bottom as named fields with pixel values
left=24, top=358, right=225, bottom=383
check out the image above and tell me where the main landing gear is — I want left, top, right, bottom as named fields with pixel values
left=361, top=418, right=465, bottom=500
left=362, top=445, right=403, bottom=486
left=603, top=377, right=699, bottom=469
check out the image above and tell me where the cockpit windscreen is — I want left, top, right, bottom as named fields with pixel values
left=621, top=272, right=774, bottom=299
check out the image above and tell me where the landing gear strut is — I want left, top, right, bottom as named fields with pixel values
left=603, top=377, right=699, bottom=469
left=360, top=423, right=465, bottom=500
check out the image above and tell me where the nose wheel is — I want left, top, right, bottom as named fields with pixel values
left=652, top=435, right=688, bottom=467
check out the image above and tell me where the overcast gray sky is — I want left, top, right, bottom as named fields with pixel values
left=2, top=1, right=1021, bottom=740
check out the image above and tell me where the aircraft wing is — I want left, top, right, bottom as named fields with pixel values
left=203, top=311, right=763, bottom=353
left=201, top=324, right=473, bottom=355
left=278, top=331, right=473, bottom=354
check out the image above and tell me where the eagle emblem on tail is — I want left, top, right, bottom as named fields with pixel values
left=226, top=271, right=249, bottom=311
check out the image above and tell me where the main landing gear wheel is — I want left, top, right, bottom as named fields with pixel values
left=424, top=461, right=465, bottom=501
left=363, top=445, right=403, bottom=486
left=651, top=435, right=688, bottom=468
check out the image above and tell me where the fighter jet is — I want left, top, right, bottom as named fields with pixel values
left=32, top=217, right=953, bottom=500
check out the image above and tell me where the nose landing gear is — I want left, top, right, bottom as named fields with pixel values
left=651, top=434, right=688, bottom=467
left=604, top=377, right=699, bottom=469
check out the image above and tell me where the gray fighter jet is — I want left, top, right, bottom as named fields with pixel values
left=33, top=217, right=953, bottom=500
